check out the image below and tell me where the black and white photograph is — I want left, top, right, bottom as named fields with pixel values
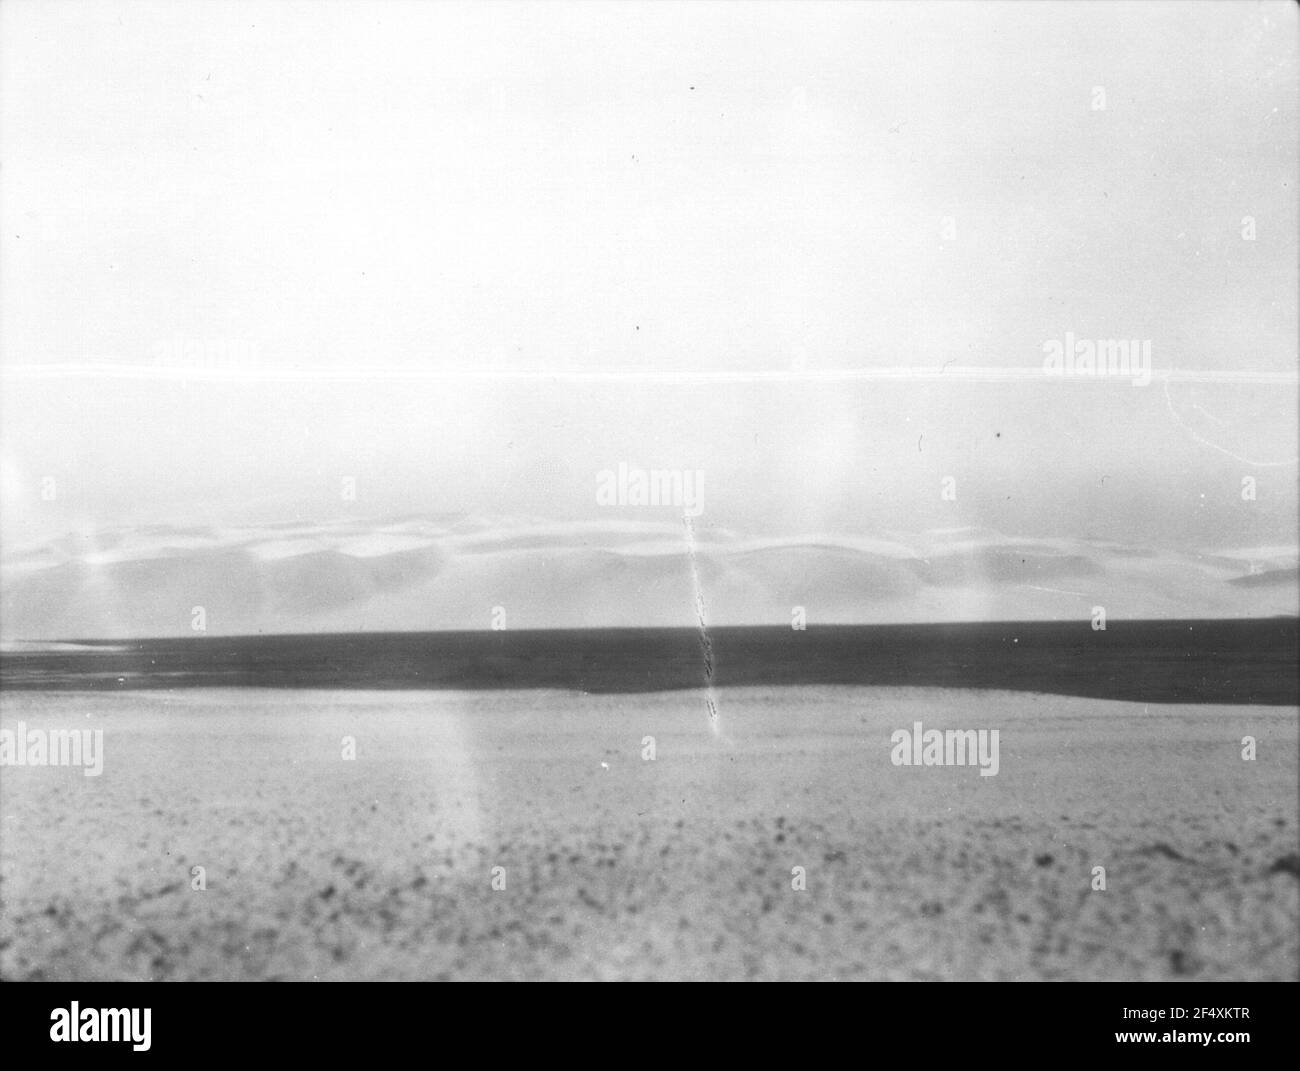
left=0, top=0, right=1296, bottom=1010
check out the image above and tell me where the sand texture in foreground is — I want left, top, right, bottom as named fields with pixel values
left=1, top=686, right=1296, bottom=980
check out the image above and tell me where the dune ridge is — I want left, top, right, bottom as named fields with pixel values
left=2, top=516, right=1296, bottom=640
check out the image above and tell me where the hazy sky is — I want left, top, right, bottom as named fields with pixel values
left=2, top=0, right=1296, bottom=553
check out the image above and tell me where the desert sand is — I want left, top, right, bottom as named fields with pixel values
left=1, top=686, right=1296, bottom=981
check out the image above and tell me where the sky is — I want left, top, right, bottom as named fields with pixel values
left=0, top=1, right=1296, bottom=636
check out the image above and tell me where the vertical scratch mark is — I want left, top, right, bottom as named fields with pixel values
left=682, top=513, right=723, bottom=739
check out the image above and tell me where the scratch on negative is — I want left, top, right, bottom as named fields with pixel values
left=1163, top=380, right=1298, bottom=468
left=682, top=514, right=722, bottom=736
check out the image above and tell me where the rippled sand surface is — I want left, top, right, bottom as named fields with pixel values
left=1, top=687, right=1296, bottom=980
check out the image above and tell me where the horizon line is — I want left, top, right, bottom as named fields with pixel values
left=4, top=615, right=1296, bottom=649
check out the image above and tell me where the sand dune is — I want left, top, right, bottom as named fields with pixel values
left=2, top=517, right=1296, bottom=639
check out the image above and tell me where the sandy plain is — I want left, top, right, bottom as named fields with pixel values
left=1, top=686, right=1296, bottom=980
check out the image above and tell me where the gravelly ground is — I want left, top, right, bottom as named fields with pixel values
left=1, top=686, right=1296, bottom=980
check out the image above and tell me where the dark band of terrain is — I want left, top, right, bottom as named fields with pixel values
left=2, top=619, right=1296, bottom=705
